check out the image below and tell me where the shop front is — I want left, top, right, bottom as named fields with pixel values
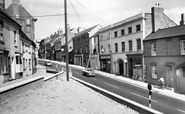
left=127, top=54, right=143, bottom=81
left=100, top=55, right=111, bottom=73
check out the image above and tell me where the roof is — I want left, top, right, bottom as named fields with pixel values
left=74, top=25, right=98, bottom=37
left=144, top=25, right=185, bottom=41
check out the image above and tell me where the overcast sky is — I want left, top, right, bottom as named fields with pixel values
left=5, top=0, right=185, bottom=41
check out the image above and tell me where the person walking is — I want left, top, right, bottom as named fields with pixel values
left=158, top=77, right=165, bottom=89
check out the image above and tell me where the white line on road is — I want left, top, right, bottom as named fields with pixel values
left=91, top=78, right=97, bottom=80
left=104, top=82, right=120, bottom=89
left=73, top=71, right=81, bottom=75
left=131, top=92, right=157, bottom=103
left=178, top=109, right=185, bottom=113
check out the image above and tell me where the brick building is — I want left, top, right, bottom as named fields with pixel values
left=73, top=25, right=101, bottom=67
left=143, top=23, right=185, bottom=93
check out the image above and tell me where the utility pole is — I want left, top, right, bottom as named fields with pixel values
left=64, top=0, right=69, bottom=81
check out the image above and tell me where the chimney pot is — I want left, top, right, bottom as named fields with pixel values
left=180, top=13, right=184, bottom=26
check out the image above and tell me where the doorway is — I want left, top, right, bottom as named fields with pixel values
left=167, top=65, right=173, bottom=88
left=118, top=59, right=124, bottom=75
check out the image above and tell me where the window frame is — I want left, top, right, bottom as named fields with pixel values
left=181, top=40, right=185, bottom=55
left=115, top=43, right=118, bottom=52
left=114, top=31, right=117, bottom=37
left=136, top=24, right=141, bottom=32
left=121, top=42, right=125, bottom=52
left=151, top=65, right=157, bottom=79
left=151, top=42, right=156, bottom=56
left=129, top=40, right=132, bottom=51
left=128, top=27, right=132, bottom=34
left=136, top=39, right=141, bottom=51
left=121, top=29, right=125, bottom=36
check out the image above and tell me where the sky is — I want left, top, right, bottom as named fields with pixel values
left=5, top=0, right=185, bottom=41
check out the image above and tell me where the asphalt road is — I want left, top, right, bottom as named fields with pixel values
left=71, top=68, right=185, bottom=114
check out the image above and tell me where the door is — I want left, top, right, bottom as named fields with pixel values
left=119, top=59, right=124, bottom=75
left=167, top=66, right=173, bottom=88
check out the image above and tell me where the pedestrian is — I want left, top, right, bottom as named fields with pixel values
left=158, top=77, right=165, bottom=89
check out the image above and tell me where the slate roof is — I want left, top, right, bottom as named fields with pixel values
left=74, top=25, right=99, bottom=37
left=143, top=25, right=185, bottom=41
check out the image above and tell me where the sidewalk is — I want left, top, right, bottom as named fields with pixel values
left=95, top=70, right=185, bottom=102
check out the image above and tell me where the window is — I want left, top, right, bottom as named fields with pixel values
left=114, top=31, right=117, bottom=37
left=122, top=42, right=125, bottom=52
left=137, top=39, right=141, bottom=51
left=108, top=44, right=110, bottom=51
left=0, top=53, right=3, bottom=73
left=26, top=19, right=30, bottom=25
left=85, top=45, right=88, bottom=53
left=121, top=29, right=125, bottom=36
left=0, top=21, right=3, bottom=42
left=151, top=65, right=157, bottom=79
left=129, top=40, right=132, bottom=51
left=128, top=27, right=132, bottom=34
left=151, top=42, right=156, bottom=56
left=29, top=59, right=31, bottom=69
left=181, top=40, right=185, bottom=55
left=136, top=24, right=141, bottom=32
left=115, top=43, right=118, bottom=52
left=14, top=31, right=17, bottom=46
left=80, top=46, right=82, bottom=53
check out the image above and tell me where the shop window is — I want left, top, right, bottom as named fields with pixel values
left=151, top=65, right=157, bottom=79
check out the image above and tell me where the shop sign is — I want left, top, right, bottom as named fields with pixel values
left=100, top=56, right=110, bottom=59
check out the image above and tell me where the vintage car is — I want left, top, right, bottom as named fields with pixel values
left=81, top=68, right=96, bottom=77
left=45, top=60, right=52, bottom=66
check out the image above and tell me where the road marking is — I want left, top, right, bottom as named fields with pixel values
left=178, top=109, right=185, bottom=113
left=104, top=82, right=120, bottom=89
left=131, top=92, right=157, bottom=103
left=91, top=78, right=97, bottom=80
left=74, top=71, right=81, bottom=75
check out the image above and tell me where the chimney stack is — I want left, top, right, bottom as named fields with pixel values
left=151, top=7, right=164, bottom=33
left=0, top=0, right=5, bottom=10
left=12, top=0, right=20, bottom=3
left=180, top=13, right=184, bottom=26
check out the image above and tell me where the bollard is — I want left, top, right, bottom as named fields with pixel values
left=147, top=83, right=152, bottom=108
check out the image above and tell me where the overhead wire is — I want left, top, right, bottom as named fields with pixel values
left=74, top=0, right=109, bottom=26
left=69, top=0, right=85, bottom=28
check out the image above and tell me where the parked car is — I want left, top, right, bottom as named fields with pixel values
left=45, top=60, right=52, bottom=66
left=81, top=68, right=95, bottom=77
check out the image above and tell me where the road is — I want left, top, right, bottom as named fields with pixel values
left=70, top=68, right=185, bottom=114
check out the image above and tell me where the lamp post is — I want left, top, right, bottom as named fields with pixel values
left=64, top=0, right=69, bottom=81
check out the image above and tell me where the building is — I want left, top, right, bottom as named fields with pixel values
left=0, top=6, right=21, bottom=83
left=45, top=37, right=51, bottom=60
left=54, top=29, right=63, bottom=62
left=98, top=7, right=176, bottom=81
left=73, top=25, right=101, bottom=67
left=50, top=33, right=58, bottom=60
left=61, top=25, right=76, bottom=64
left=20, top=31, right=36, bottom=76
left=143, top=18, right=185, bottom=93
left=38, top=39, right=45, bottom=59
left=5, top=0, right=37, bottom=41
left=89, top=31, right=101, bottom=69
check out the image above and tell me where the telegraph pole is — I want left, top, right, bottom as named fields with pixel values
left=64, top=0, right=69, bottom=81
